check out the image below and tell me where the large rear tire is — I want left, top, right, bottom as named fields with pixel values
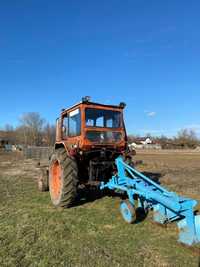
left=49, top=148, right=78, bottom=207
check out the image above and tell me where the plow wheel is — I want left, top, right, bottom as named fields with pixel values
left=120, top=200, right=137, bottom=224
left=38, top=168, right=49, bottom=192
left=49, top=148, right=78, bottom=207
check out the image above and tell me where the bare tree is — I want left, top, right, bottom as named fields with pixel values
left=4, top=124, right=14, bottom=132
left=178, top=129, right=197, bottom=140
left=43, top=123, right=56, bottom=146
left=174, top=129, right=199, bottom=149
left=19, top=112, right=45, bottom=146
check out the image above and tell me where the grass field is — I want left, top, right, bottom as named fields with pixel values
left=0, top=151, right=200, bottom=266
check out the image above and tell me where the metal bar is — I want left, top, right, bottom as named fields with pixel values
left=117, top=157, right=169, bottom=193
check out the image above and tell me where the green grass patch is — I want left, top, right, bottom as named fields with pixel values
left=0, top=171, right=199, bottom=266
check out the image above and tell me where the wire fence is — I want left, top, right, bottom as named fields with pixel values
left=23, top=146, right=53, bottom=160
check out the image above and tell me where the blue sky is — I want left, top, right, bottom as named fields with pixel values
left=0, top=1, right=200, bottom=136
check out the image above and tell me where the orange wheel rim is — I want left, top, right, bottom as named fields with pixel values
left=51, top=160, right=61, bottom=199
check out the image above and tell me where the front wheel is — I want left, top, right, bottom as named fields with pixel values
left=49, top=148, right=78, bottom=207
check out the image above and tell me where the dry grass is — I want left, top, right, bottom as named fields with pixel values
left=0, top=150, right=200, bottom=266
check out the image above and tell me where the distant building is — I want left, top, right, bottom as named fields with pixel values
left=0, top=131, right=9, bottom=148
left=129, top=137, right=161, bottom=150
left=0, top=130, right=16, bottom=151
left=0, top=138, right=9, bottom=148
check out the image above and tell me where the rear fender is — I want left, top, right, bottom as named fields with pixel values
left=54, top=142, right=69, bottom=155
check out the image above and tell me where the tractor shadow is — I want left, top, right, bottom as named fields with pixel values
left=75, top=185, right=109, bottom=207
left=75, top=171, right=164, bottom=209
left=141, top=171, right=163, bottom=185
left=135, top=207, right=148, bottom=224
left=76, top=186, right=149, bottom=223
left=76, top=184, right=129, bottom=207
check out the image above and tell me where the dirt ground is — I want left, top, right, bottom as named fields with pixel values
left=136, top=150, right=200, bottom=206
left=0, top=150, right=200, bottom=266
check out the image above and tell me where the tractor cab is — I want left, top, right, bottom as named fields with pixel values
left=56, top=97, right=127, bottom=155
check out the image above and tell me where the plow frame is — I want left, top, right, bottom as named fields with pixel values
left=100, top=157, right=200, bottom=246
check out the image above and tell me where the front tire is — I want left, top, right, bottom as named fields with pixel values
left=49, top=148, right=78, bottom=207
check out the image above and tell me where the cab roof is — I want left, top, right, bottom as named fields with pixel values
left=61, top=100, right=126, bottom=115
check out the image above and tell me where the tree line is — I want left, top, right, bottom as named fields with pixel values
left=1, top=112, right=200, bottom=149
left=2, top=112, right=55, bottom=147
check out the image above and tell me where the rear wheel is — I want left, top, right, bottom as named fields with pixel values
left=49, top=148, right=78, bottom=207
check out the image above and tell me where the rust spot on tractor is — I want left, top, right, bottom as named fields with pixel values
left=51, top=160, right=61, bottom=199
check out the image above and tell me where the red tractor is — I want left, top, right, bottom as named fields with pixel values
left=38, top=97, right=134, bottom=207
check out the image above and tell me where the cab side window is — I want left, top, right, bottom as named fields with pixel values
left=62, top=116, right=68, bottom=137
left=68, top=108, right=81, bottom=136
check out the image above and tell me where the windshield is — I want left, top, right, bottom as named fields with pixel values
left=85, top=108, right=121, bottom=128
left=86, top=131, right=122, bottom=143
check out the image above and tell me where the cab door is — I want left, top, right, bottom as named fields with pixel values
left=62, top=108, right=82, bottom=149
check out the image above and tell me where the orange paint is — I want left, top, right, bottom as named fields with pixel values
left=51, top=160, right=61, bottom=199
left=55, top=101, right=127, bottom=153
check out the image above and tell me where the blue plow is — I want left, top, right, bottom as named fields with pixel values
left=100, top=157, right=200, bottom=246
